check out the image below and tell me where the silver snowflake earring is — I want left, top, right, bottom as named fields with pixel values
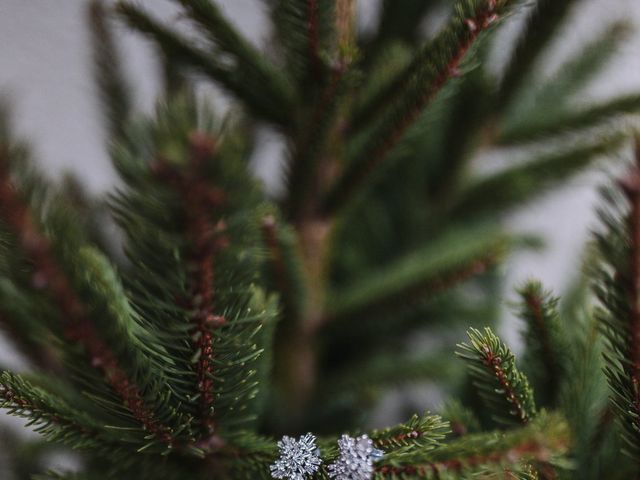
left=327, top=434, right=384, bottom=480
left=270, top=433, right=322, bottom=480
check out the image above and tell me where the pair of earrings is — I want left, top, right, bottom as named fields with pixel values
left=270, top=432, right=384, bottom=480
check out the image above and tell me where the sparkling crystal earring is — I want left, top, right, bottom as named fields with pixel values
left=327, top=434, right=384, bottom=480
left=270, top=433, right=322, bottom=480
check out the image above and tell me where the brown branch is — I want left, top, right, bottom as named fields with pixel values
left=0, top=157, right=173, bottom=446
left=152, top=132, right=228, bottom=437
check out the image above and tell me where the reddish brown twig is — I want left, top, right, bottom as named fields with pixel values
left=152, top=133, right=228, bottom=437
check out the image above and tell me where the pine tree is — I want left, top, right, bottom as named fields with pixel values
left=0, top=0, right=639, bottom=478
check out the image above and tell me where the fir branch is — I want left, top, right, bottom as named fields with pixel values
left=323, top=0, right=516, bottom=216
left=286, top=65, right=352, bottom=220
left=376, top=413, right=568, bottom=478
left=319, top=350, right=462, bottom=403
left=543, top=21, right=630, bottom=100
left=425, top=68, right=492, bottom=205
left=0, top=314, right=51, bottom=371
left=450, top=133, right=626, bottom=219
left=0, top=153, right=174, bottom=447
left=270, top=0, right=333, bottom=84
left=111, top=96, right=273, bottom=436
left=441, top=400, right=482, bottom=438
left=88, top=0, right=132, bottom=141
left=151, top=133, right=228, bottom=437
left=116, top=2, right=292, bottom=127
left=370, top=412, right=450, bottom=453
left=366, top=0, right=435, bottom=57
left=326, top=228, right=508, bottom=321
left=457, top=327, right=537, bottom=427
left=565, top=251, right=634, bottom=479
left=498, top=0, right=578, bottom=110
left=594, top=140, right=640, bottom=462
left=261, top=215, right=308, bottom=322
left=346, top=0, right=495, bottom=136
left=0, top=371, right=118, bottom=452
left=0, top=292, right=60, bottom=372
left=517, top=280, right=566, bottom=407
left=499, top=21, right=632, bottom=144
left=176, top=0, right=294, bottom=109
left=501, top=94, right=640, bottom=145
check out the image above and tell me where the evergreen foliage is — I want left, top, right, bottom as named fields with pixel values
left=516, top=281, right=567, bottom=407
left=457, top=327, right=537, bottom=427
left=0, top=0, right=640, bottom=478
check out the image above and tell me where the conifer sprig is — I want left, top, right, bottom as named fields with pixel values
left=450, top=134, right=627, bottom=219
left=595, top=140, right=640, bottom=462
left=323, top=0, right=518, bottom=216
left=457, top=327, right=537, bottom=427
left=88, top=0, right=131, bottom=142
left=261, top=214, right=308, bottom=322
left=0, top=372, right=120, bottom=452
left=370, top=412, right=451, bottom=453
left=498, top=0, right=578, bottom=110
left=0, top=148, right=176, bottom=448
left=327, top=228, right=508, bottom=321
left=285, top=65, right=353, bottom=221
left=498, top=21, right=631, bottom=143
left=517, top=281, right=567, bottom=406
left=116, top=2, right=294, bottom=127
left=108, top=96, right=279, bottom=447
left=376, top=413, right=568, bottom=479
left=176, top=0, right=294, bottom=107
left=270, top=0, right=334, bottom=85
left=151, top=133, right=229, bottom=437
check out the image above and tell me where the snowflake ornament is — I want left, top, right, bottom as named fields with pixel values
left=327, top=434, right=384, bottom=480
left=270, top=433, right=322, bottom=480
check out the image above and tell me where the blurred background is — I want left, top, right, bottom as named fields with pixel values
left=1, top=0, right=640, bottom=431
